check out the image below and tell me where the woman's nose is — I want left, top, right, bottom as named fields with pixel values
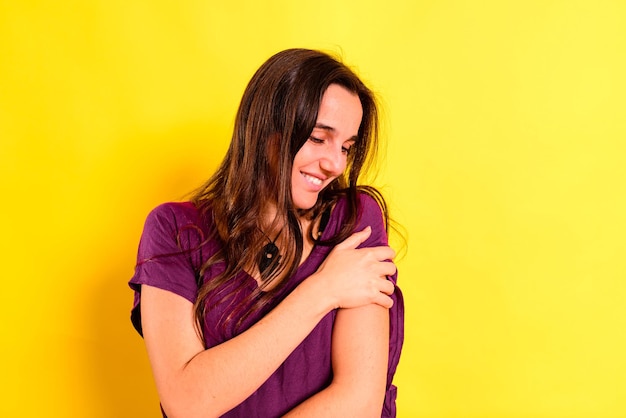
left=319, top=146, right=345, bottom=175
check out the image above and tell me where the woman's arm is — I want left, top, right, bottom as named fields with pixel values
left=140, top=227, right=396, bottom=418
left=284, top=194, right=397, bottom=417
left=282, top=302, right=390, bottom=417
left=142, top=279, right=330, bottom=418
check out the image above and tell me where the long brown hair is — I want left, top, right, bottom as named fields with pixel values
left=191, top=48, right=385, bottom=338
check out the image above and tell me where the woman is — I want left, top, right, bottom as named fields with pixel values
left=129, top=48, right=404, bottom=417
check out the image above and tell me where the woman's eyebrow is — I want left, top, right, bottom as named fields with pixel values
left=314, top=123, right=359, bottom=141
left=314, top=123, right=335, bottom=132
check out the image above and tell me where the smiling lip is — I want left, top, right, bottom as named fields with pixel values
left=301, top=172, right=325, bottom=189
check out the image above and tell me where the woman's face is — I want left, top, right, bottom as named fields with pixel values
left=291, top=84, right=363, bottom=210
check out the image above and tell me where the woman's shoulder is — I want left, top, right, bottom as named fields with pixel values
left=141, top=201, right=218, bottom=246
left=358, top=188, right=385, bottom=211
left=332, top=188, right=385, bottom=219
left=144, top=201, right=207, bottom=229
left=147, top=201, right=199, bottom=221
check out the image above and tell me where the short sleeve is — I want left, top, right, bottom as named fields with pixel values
left=355, top=194, right=390, bottom=253
left=128, top=202, right=203, bottom=336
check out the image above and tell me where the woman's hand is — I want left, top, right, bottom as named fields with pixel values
left=309, top=226, right=396, bottom=310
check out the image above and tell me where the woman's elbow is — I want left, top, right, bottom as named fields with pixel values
left=158, top=388, right=224, bottom=418
left=336, top=383, right=386, bottom=418
left=357, top=396, right=386, bottom=418
left=161, top=401, right=223, bottom=418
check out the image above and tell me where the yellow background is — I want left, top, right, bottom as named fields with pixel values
left=1, top=1, right=625, bottom=417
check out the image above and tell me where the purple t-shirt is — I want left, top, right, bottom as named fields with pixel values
left=129, top=193, right=404, bottom=417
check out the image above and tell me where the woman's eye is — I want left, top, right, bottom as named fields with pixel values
left=341, top=146, right=351, bottom=155
left=309, top=136, right=325, bottom=144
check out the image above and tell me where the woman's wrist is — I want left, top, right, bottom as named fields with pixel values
left=292, top=272, right=337, bottom=317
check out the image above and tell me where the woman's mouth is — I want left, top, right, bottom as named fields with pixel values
left=301, top=172, right=323, bottom=186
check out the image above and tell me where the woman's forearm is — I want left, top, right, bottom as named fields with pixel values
left=142, top=278, right=334, bottom=418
